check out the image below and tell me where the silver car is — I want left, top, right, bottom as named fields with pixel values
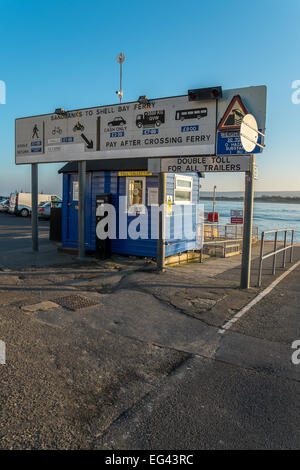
left=38, top=201, right=51, bottom=219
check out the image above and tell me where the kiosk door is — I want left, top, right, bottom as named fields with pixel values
left=95, top=194, right=112, bottom=259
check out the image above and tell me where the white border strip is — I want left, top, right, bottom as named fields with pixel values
left=218, top=260, right=300, bottom=334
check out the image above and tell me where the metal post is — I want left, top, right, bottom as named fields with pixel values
left=257, top=231, right=264, bottom=287
left=78, top=160, right=86, bottom=259
left=212, top=185, right=216, bottom=224
left=290, top=230, right=294, bottom=263
left=240, top=155, right=255, bottom=288
left=157, top=172, right=166, bottom=271
left=119, top=61, right=123, bottom=104
left=272, top=231, right=278, bottom=275
left=31, top=163, right=39, bottom=252
left=282, top=230, right=287, bottom=268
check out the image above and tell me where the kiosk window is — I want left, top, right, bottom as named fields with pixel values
left=174, top=175, right=193, bottom=204
left=73, top=181, right=79, bottom=201
left=127, top=177, right=146, bottom=213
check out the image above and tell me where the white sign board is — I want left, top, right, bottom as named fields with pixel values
left=15, top=96, right=217, bottom=164
left=231, top=209, right=243, bottom=217
left=154, top=155, right=250, bottom=173
left=147, top=187, right=158, bottom=206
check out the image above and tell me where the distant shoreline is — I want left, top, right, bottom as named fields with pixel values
left=200, top=197, right=300, bottom=204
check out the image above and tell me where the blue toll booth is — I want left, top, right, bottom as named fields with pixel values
left=59, top=159, right=202, bottom=258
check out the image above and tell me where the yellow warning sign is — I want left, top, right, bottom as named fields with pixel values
left=218, top=95, right=248, bottom=131
left=167, top=195, right=173, bottom=216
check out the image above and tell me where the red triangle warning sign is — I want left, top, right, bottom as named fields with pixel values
left=218, top=95, right=248, bottom=131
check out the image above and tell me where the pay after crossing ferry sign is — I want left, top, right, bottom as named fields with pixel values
left=15, top=95, right=217, bottom=164
left=15, top=85, right=266, bottom=164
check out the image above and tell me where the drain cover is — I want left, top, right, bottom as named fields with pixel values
left=54, top=294, right=99, bottom=311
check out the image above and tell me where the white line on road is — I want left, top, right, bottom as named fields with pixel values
left=218, top=260, right=300, bottom=335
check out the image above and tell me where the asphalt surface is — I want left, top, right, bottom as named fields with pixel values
left=0, top=212, right=79, bottom=269
left=95, top=265, right=300, bottom=450
left=0, top=212, right=49, bottom=252
left=0, top=212, right=299, bottom=449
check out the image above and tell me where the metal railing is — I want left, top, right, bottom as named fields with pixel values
left=204, top=223, right=258, bottom=241
left=257, top=229, right=295, bottom=287
left=201, top=224, right=259, bottom=259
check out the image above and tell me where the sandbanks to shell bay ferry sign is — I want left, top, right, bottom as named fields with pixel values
left=15, top=85, right=266, bottom=164
left=15, top=96, right=217, bottom=164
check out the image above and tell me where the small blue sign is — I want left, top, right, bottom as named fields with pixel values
left=110, top=131, right=124, bottom=138
left=217, top=131, right=262, bottom=155
left=62, top=137, right=74, bottom=143
left=142, top=129, right=159, bottom=135
left=31, top=147, right=42, bottom=153
left=181, top=125, right=199, bottom=132
left=31, top=140, right=42, bottom=146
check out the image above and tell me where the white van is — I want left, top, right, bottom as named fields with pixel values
left=9, top=193, right=61, bottom=217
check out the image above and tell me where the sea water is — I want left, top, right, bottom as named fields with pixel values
left=202, top=200, right=300, bottom=243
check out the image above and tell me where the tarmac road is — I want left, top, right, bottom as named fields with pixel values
left=0, top=212, right=299, bottom=449
left=96, top=264, right=300, bottom=450
left=0, top=212, right=49, bottom=252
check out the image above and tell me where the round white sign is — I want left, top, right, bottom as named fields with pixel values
left=240, top=114, right=258, bottom=152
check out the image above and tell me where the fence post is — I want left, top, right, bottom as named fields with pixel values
left=257, top=232, right=264, bottom=287
left=272, top=231, right=278, bottom=275
left=282, top=230, right=287, bottom=268
left=290, top=230, right=294, bottom=263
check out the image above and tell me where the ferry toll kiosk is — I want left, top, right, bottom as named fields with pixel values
left=14, top=85, right=266, bottom=288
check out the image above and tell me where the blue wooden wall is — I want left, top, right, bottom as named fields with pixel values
left=62, top=171, right=200, bottom=257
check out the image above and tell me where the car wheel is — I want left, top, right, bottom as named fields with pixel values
left=20, top=209, right=29, bottom=217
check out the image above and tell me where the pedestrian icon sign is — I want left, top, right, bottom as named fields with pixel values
left=217, top=95, right=248, bottom=131
left=32, top=124, right=39, bottom=139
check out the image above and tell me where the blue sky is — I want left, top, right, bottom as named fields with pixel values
left=0, top=0, right=299, bottom=196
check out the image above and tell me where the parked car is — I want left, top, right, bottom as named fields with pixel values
left=0, top=199, right=9, bottom=212
left=9, top=192, right=61, bottom=217
left=38, top=201, right=62, bottom=220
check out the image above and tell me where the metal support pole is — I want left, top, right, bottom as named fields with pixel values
left=78, top=160, right=86, bottom=259
left=290, top=230, right=294, bottom=263
left=119, top=62, right=123, bottom=104
left=257, top=232, right=264, bottom=287
left=212, top=185, right=216, bottom=224
left=31, top=163, right=39, bottom=252
left=240, top=155, right=255, bottom=289
left=157, top=172, right=166, bottom=271
left=282, top=230, right=287, bottom=268
left=272, top=231, right=278, bottom=275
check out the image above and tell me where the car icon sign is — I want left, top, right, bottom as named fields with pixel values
left=108, top=116, right=126, bottom=126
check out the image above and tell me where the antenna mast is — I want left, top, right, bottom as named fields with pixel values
left=116, top=52, right=125, bottom=103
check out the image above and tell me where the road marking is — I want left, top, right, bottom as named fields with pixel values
left=218, top=260, right=300, bottom=334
